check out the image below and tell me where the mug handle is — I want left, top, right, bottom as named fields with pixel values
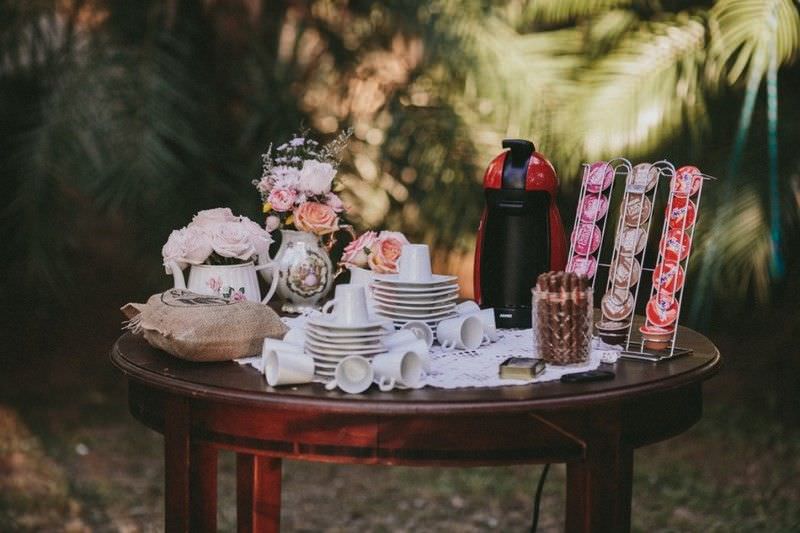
left=377, top=376, right=396, bottom=392
left=254, top=263, right=280, bottom=305
left=440, top=339, right=456, bottom=351
left=325, top=379, right=338, bottom=391
left=321, top=300, right=337, bottom=315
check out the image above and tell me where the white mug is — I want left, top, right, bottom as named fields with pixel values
left=321, top=284, right=370, bottom=325
left=324, top=355, right=374, bottom=394
left=437, top=315, right=484, bottom=350
left=263, top=348, right=314, bottom=387
left=454, top=300, right=481, bottom=315
left=469, top=308, right=499, bottom=343
left=401, top=321, right=434, bottom=348
left=383, top=330, right=418, bottom=349
left=263, top=337, right=306, bottom=355
left=372, top=349, right=424, bottom=391
left=397, top=244, right=433, bottom=282
left=282, top=328, right=306, bottom=347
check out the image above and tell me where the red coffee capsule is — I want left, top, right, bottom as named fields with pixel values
left=578, top=194, right=609, bottom=224
left=627, top=163, right=659, bottom=193
left=646, top=292, right=678, bottom=327
left=653, top=259, right=685, bottom=293
left=666, top=196, right=696, bottom=230
left=659, top=228, right=691, bottom=261
left=639, top=324, right=674, bottom=336
left=585, top=162, right=614, bottom=193
left=568, top=254, right=598, bottom=278
left=671, top=165, right=702, bottom=197
left=571, top=223, right=602, bottom=255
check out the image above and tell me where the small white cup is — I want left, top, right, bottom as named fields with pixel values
left=401, top=321, right=434, bottom=348
left=321, top=284, right=370, bottom=325
left=469, top=308, right=499, bottom=343
left=325, top=355, right=374, bottom=394
left=437, top=315, right=484, bottom=350
left=372, top=349, right=424, bottom=391
left=282, top=328, right=306, bottom=347
left=263, top=349, right=314, bottom=387
left=397, top=244, right=433, bottom=282
left=454, top=300, right=481, bottom=315
left=383, top=329, right=418, bottom=349
left=263, top=337, right=306, bottom=355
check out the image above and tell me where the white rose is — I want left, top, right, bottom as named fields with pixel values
left=182, top=226, right=213, bottom=265
left=191, top=208, right=238, bottom=235
left=211, top=222, right=257, bottom=261
left=299, top=160, right=337, bottom=196
left=238, top=217, right=273, bottom=258
left=271, top=166, right=301, bottom=190
left=162, top=229, right=189, bottom=273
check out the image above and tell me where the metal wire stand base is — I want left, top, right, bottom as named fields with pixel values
left=620, top=342, right=693, bottom=362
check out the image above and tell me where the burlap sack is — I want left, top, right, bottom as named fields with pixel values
left=121, top=289, right=288, bottom=362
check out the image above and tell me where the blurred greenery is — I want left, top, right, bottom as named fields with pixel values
left=1, top=0, right=799, bottom=318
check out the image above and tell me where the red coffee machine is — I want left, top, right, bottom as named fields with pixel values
left=473, top=139, right=567, bottom=328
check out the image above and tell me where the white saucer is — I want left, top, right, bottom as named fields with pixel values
left=375, top=306, right=456, bottom=319
left=308, top=314, right=391, bottom=332
left=389, top=314, right=457, bottom=327
left=371, top=284, right=459, bottom=295
left=305, top=339, right=386, bottom=355
left=373, top=273, right=458, bottom=286
left=372, top=296, right=457, bottom=310
left=305, top=329, right=384, bottom=346
left=305, top=325, right=387, bottom=340
left=307, top=346, right=385, bottom=358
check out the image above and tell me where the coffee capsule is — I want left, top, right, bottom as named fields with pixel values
left=624, top=194, right=652, bottom=227
left=652, top=259, right=685, bottom=293
left=611, top=255, right=642, bottom=289
left=627, top=163, right=659, bottom=193
left=571, top=223, right=602, bottom=255
left=671, top=165, right=702, bottom=198
left=568, top=255, right=597, bottom=278
left=585, top=161, right=614, bottom=193
left=666, top=196, right=696, bottom=230
left=659, top=228, right=691, bottom=262
left=616, top=226, right=647, bottom=256
left=596, top=319, right=630, bottom=332
left=640, top=324, right=675, bottom=351
left=578, top=194, right=609, bottom=224
left=601, top=290, right=634, bottom=321
left=646, top=293, right=678, bottom=327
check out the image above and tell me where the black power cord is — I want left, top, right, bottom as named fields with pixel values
left=530, top=463, right=551, bottom=533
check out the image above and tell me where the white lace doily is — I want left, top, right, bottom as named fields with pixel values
left=237, top=310, right=621, bottom=390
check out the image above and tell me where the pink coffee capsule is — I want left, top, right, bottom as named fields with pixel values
left=659, top=228, right=691, bottom=261
left=568, top=254, right=597, bottom=278
left=646, top=292, right=678, bottom=327
left=671, top=165, right=702, bottom=197
left=571, top=223, right=602, bottom=256
left=585, top=162, right=614, bottom=193
left=666, top=196, right=697, bottom=230
left=578, top=194, right=609, bottom=223
left=652, top=259, right=685, bottom=293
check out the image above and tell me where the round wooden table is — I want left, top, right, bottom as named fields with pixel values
left=111, top=326, right=719, bottom=533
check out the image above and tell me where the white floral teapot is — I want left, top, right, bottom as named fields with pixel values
left=168, top=261, right=279, bottom=304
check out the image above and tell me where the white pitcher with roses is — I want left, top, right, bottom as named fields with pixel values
left=162, top=208, right=279, bottom=304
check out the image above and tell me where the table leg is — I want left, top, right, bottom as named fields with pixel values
left=237, top=454, right=282, bottom=533
left=565, top=443, right=634, bottom=533
left=190, top=443, right=218, bottom=532
left=164, top=397, right=191, bottom=533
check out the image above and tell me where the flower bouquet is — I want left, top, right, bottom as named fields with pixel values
left=339, top=230, right=410, bottom=285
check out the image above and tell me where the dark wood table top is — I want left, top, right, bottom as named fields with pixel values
left=111, top=323, right=720, bottom=416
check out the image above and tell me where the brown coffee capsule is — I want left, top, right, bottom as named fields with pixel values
left=624, top=194, right=652, bottom=227
left=601, top=290, right=634, bottom=321
left=610, top=255, right=642, bottom=289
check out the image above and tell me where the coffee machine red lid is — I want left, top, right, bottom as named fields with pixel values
left=482, top=139, right=558, bottom=197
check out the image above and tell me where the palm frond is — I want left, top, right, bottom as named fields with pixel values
left=517, top=0, right=636, bottom=25
left=567, top=13, right=710, bottom=159
left=710, top=0, right=800, bottom=84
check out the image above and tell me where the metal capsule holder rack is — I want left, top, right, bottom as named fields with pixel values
left=565, top=158, right=716, bottom=362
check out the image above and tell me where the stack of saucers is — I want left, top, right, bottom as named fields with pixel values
left=372, top=244, right=459, bottom=329
left=304, top=285, right=391, bottom=378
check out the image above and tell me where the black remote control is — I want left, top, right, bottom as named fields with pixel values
left=560, top=370, right=616, bottom=383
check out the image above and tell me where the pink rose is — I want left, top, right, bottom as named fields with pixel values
left=191, top=208, right=238, bottom=234
left=268, top=189, right=297, bottom=212
left=238, top=216, right=273, bottom=258
left=161, top=227, right=213, bottom=273
left=293, top=202, right=339, bottom=235
left=367, top=231, right=409, bottom=273
left=211, top=222, right=257, bottom=260
left=265, top=215, right=281, bottom=232
left=325, top=192, right=345, bottom=213
left=207, top=276, right=222, bottom=293
left=341, top=231, right=378, bottom=268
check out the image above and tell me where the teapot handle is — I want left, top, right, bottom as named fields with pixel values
left=168, top=262, right=187, bottom=289
left=254, top=263, right=280, bottom=305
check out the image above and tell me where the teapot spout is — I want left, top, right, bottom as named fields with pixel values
left=168, top=262, right=187, bottom=289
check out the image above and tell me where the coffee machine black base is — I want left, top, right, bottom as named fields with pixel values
left=493, top=306, right=532, bottom=329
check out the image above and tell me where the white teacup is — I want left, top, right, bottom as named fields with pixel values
left=263, top=348, right=314, bottom=387
left=282, top=328, right=306, bottom=347
left=397, top=244, right=433, bottom=282
left=454, top=300, right=480, bottom=315
left=383, top=329, right=418, bottom=349
left=263, top=337, right=306, bottom=355
left=401, top=321, right=434, bottom=348
left=468, top=308, right=499, bottom=343
left=372, top=349, right=424, bottom=391
left=321, top=284, right=370, bottom=325
left=437, top=315, right=484, bottom=350
left=325, top=355, right=374, bottom=394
